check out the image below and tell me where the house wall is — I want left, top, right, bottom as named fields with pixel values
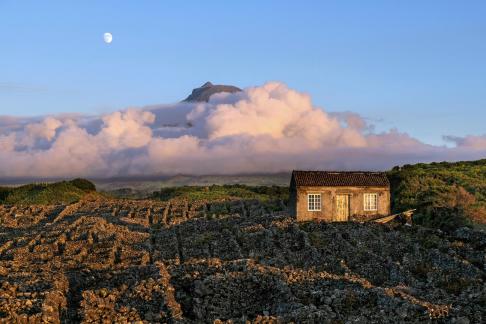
left=288, top=185, right=297, bottom=217
left=294, top=186, right=390, bottom=222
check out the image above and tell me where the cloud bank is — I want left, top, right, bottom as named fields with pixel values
left=0, top=82, right=485, bottom=178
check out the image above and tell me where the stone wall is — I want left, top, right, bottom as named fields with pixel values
left=294, top=186, right=390, bottom=222
left=1, top=196, right=485, bottom=323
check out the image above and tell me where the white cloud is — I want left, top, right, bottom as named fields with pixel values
left=22, top=117, right=62, bottom=146
left=0, top=82, right=484, bottom=178
left=444, top=135, right=486, bottom=150
left=99, top=109, right=155, bottom=149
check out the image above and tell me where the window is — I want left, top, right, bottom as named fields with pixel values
left=364, top=193, right=378, bottom=211
left=308, top=193, right=321, bottom=211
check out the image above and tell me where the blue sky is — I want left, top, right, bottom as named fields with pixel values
left=1, top=0, right=485, bottom=145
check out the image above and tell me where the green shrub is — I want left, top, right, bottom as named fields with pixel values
left=388, top=159, right=486, bottom=230
left=415, top=207, right=472, bottom=232
left=69, top=178, right=96, bottom=192
left=0, top=187, right=10, bottom=202
left=152, top=184, right=288, bottom=203
left=0, top=179, right=98, bottom=205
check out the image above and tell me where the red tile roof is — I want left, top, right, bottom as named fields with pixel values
left=292, top=170, right=390, bottom=187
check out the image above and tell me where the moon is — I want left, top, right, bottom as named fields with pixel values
left=103, top=32, right=113, bottom=44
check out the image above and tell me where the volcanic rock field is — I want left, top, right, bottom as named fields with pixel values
left=0, top=196, right=485, bottom=323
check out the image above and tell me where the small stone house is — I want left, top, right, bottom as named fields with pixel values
left=289, top=170, right=390, bottom=222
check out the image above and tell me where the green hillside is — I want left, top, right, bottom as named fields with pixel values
left=388, top=159, right=486, bottom=230
left=2, top=159, right=486, bottom=231
left=0, top=178, right=97, bottom=205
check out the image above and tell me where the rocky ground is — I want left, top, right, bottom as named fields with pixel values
left=0, top=196, right=485, bottom=323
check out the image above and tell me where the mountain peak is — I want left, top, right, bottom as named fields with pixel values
left=183, top=82, right=242, bottom=102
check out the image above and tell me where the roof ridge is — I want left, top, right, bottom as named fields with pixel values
left=292, top=170, right=386, bottom=173
left=292, top=170, right=390, bottom=187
